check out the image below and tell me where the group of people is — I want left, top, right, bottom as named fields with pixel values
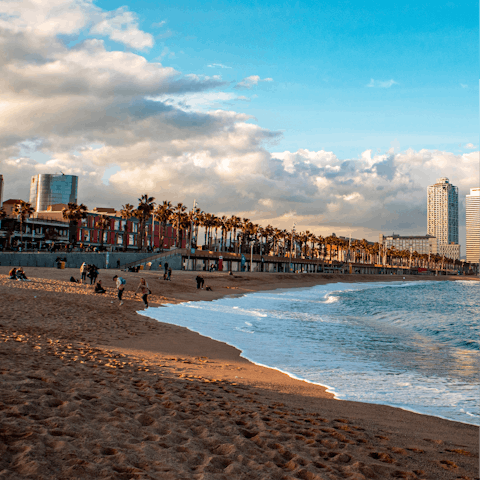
left=79, top=262, right=99, bottom=285
left=112, top=275, right=150, bottom=308
left=8, top=267, right=29, bottom=281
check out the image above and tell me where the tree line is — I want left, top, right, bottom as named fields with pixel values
left=0, top=196, right=474, bottom=272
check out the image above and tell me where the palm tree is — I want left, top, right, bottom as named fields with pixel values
left=134, top=194, right=156, bottom=251
left=153, top=201, right=173, bottom=249
left=95, top=215, right=110, bottom=249
left=119, top=203, right=135, bottom=250
left=316, top=235, right=325, bottom=260
left=230, top=215, right=241, bottom=252
left=13, top=201, right=35, bottom=247
left=178, top=211, right=190, bottom=248
left=62, top=202, right=88, bottom=245
left=187, top=206, right=201, bottom=249
left=172, top=202, right=187, bottom=247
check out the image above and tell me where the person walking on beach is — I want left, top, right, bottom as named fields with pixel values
left=167, top=267, right=172, bottom=281
left=80, top=262, right=87, bottom=284
left=135, top=278, right=150, bottom=308
left=113, top=275, right=126, bottom=306
left=196, top=275, right=204, bottom=289
left=90, top=265, right=99, bottom=285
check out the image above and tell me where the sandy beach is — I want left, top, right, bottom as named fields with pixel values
left=0, top=267, right=478, bottom=480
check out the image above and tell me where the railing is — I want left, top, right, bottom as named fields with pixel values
left=120, top=249, right=188, bottom=269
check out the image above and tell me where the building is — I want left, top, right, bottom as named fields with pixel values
left=0, top=174, right=3, bottom=207
left=379, top=234, right=437, bottom=255
left=437, top=243, right=461, bottom=261
left=427, top=177, right=459, bottom=245
left=29, top=174, right=78, bottom=212
left=0, top=217, right=69, bottom=250
left=466, top=188, right=480, bottom=264
left=2, top=199, right=25, bottom=218
left=35, top=204, right=186, bottom=251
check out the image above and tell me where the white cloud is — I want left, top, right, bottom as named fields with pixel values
left=366, top=79, right=398, bottom=88
left=235, top=75, right=273, bottom=89
left=0, top=0, right=475, bottom=247
left=90, top=7, right=154, bottom=50
left=207, top=63, right=232, bottom=69
left=342, top=192, right=364, bottom=202
left=465, top=143, right=476, bottom=149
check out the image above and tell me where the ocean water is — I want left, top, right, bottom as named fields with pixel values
left=140, top=280, right=480, bottom=425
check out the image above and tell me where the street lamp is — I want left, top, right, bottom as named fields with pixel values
left=250, top=236, right=257, bottom=272
left=186, top=199, right=197, bottom=270
left=290, top=223, right=296, bottom=272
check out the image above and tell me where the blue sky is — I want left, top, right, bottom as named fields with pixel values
left=96, top=0, right=478, bottom=158
left=1, top=0, right=478, bottom=247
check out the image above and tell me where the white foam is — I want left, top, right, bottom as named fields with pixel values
left=138, top=280, right=480, bottom=426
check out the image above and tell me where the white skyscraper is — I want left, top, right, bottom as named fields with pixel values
left=466, top=188, right=480, bottom=263
left=427, top=177, right=459, bottom=259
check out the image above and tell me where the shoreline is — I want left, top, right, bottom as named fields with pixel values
left=138, top=278, right=479, bottom=427
left=1, top=267, right=478, bottom=479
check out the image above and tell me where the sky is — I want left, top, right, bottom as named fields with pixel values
left=0, top=0, right=478, bottom=249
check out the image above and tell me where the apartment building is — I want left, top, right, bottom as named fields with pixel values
left=379, top=234, right=437, bottom=255
left=427, top=177, right=460, bottom=260
left=466, top=187, right=480, bottom=263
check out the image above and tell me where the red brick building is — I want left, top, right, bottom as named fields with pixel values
left=35, top=206, right=186, bottom=251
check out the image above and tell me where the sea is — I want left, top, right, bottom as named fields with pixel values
left=140, top=280, right=480, bottom=426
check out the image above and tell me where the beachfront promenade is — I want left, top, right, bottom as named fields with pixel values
left=1, top=248, right=475, bottom=275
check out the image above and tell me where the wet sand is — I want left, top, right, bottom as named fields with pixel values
left=0, top=267, right=478, bottom=479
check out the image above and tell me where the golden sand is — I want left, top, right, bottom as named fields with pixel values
left=0, top=267, right=478, bottom=479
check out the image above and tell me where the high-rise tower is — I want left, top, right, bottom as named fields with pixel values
left=427, top=177, right=459, bottom=258
left=466, top=188, right=480, bottom=264
left=0, top=174, right=3, bottom=207
left=29, top=173, right=78, bottom=211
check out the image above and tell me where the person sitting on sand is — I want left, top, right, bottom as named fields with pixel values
left=112, top=275, right=126, bottom=306
left=8, top=268, right=16, bottom=280
left=196, top=276, right=204, bottom=289
left=135, top=278, right=150, bottom=308
left=94, top=280, right=106, bottom=294
left=16, top=267, right=28, bottom=281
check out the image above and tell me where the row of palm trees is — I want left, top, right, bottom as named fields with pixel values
left=61, top=195, right=470, bottom=271
left=0, top=197, right=473, bottom=272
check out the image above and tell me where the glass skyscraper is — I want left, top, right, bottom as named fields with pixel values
left=29, top=174, right=78, bottom=211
